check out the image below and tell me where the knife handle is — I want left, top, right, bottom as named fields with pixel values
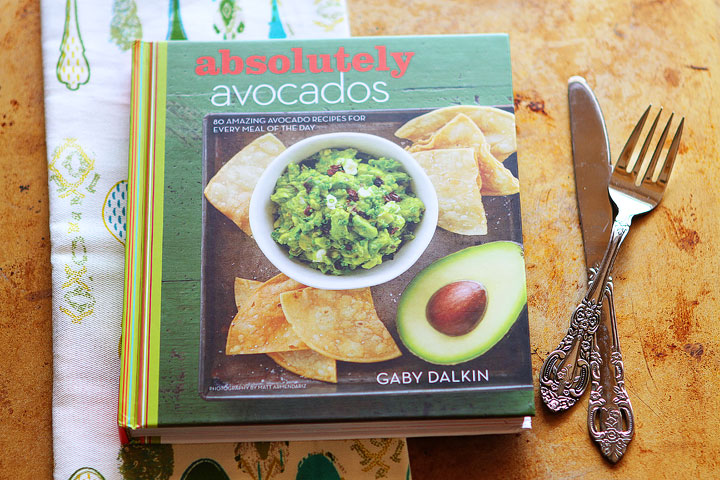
left=539, top=295, right=600, bottom=412
left=588, top=274, right=634, bottom=463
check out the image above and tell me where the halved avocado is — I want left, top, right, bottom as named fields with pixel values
left=397, top=241, right=527, bottom=365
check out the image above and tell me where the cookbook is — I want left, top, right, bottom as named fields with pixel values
left=119, top=34, right=534, bottom=444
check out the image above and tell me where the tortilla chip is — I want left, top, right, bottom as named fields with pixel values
left=408, top=114, right=519, bottom=196
left=268, top=350, right=337, bottom=383
left=226, top=274, right=308, bottom=355
left=475, top=139, right=520, bottom=196
left=396, top=105, right=516, bottom=161
left=204, top=133, right=285, bottom=236
left=232, top=277, right=336, bottom=382
left=280, top=288, right=401, bottom=363
left=234, top=278, right=262, bottom=309
left=412, top=148, right=487, bottom=235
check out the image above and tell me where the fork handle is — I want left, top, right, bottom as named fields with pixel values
left=539, top=213, right=632, bottom=412
left=588, top=275, right=634, bottom=463
left=586, top=212, right=632, bottom=305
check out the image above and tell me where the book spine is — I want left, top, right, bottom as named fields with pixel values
left=119, top=40, right=167, bottom=432
left=146, top=41, right=168, bottom=429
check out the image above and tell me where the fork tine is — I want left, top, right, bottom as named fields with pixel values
left=631, top=107, right=663, bottom=176
left=616, top=105, right=652, bottom=172
left=657, top=117, right=684, bottom=186
left=643, top=112, right=674, bottom=183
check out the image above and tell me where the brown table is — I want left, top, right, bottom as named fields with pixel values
left=2, top=0, right=718, bottom=478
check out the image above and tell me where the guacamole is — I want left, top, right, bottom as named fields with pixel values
left=270, top=148, right=425, bottom=275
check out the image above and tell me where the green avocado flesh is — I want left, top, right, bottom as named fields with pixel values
left=271, top=148, right=425, bottom=275
left=397, top=241, right=527, bottom=365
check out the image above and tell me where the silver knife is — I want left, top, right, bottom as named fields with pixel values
left=570, top=76, right=634, bottom=462
left=539, top=77, right=610, bottom=411
left=567, top=78, right=635, bottom=462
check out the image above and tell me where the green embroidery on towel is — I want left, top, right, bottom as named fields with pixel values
left=110, top=0, right=143, bottom=51
left=49, top=139, right=100, bottom=326
left=213, top=0, right=245, bottom=39
left=349, top=439, right=405, bottom=479
left=167, top=0, right=188, bottom=40
left=234, top=442, right=289, bottom=480
left=68, top=466, right=106, bottom=480
left=60, top=236, right=96, bottom=324
left=57, top=0, right=90, bottom=90
left=313, top=0, right=346, bottom=33
left=49, top=138, right=96, bottom=203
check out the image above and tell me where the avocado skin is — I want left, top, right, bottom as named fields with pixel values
left=397, top=241, right=527, bottom=365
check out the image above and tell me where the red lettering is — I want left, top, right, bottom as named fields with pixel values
left=307, top=54, right=333, bottom=73
left=374, top=45, right=390, bottom=72
left=268, top=54, right=291, bottom=74
left=195, top=56, right=219, bottom=76
left=334, top=47, right=351, bottom=73
left=195, top=46, right=412, bottom=79
left=352, top=52, right=374, bottom=72
left=220, top=49, right=243, bottom=75
left=245, top=55, right=267, bottom=75
left=291, top=47, right=306, bottom=73
left=389, top=51, right=414, bottom=78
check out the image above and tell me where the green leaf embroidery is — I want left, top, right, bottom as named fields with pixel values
left=167, top=0, right=188, bottom=40
left=110, top=0, right=143, bottom=51
left=234, top=442, right=289, bottom=479
left=68, top=467, right=106, bottom=480
left=214, top=0, right=245, bottom=40
left=57, top=0, right=90, bottom=90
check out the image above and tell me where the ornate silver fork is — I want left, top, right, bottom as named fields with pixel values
left=584, top=107, right=683, bottom=461
left=539, top=106, right=683, bottom=413
left=587, top=106, right=683, bottom=354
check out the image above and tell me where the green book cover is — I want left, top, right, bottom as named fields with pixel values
left=119, top=34, right=534, bottom=443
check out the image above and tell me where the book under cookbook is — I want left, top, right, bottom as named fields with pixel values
left=119, top=34, right=534, bottom=444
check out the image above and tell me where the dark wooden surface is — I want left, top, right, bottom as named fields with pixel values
left=1, top=0, right=719, bottom=478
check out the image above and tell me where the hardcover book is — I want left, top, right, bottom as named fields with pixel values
left=119, top=34, right=535, bottom=444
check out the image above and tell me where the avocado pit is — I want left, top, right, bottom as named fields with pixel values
left=426, top=280, right=487, bottom=336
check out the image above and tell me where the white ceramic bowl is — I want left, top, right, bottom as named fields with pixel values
left=249, top=132, right=438, bottom=290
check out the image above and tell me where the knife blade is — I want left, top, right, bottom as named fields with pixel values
left=569, top=76, right=613, bottom=262
left=568, top=76, right=634, bottom=463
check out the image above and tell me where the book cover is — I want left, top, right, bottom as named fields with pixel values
left=119, top=34, right=534, bottom=443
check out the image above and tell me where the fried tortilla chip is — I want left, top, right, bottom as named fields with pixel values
left=396, top=105, right=516, bottom=161
left=475, top=140, right=520, bottom=196
left=268, top=350, right=337, bottom=383
left=204, top=133, right=285, bottom=237
left=408, top=114, right=519, bottom=196
left=226, top=274, right=308, bottom=355
left=412, top=148, right=487, bottom=235
left=232, top=277, right=337, bottom=382
left=234, top=278, right=262, bottom=309
left=280, top=288, right=401, bottom=363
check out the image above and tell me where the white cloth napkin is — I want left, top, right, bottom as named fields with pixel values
left=42, top=1, right=410, bottom=479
